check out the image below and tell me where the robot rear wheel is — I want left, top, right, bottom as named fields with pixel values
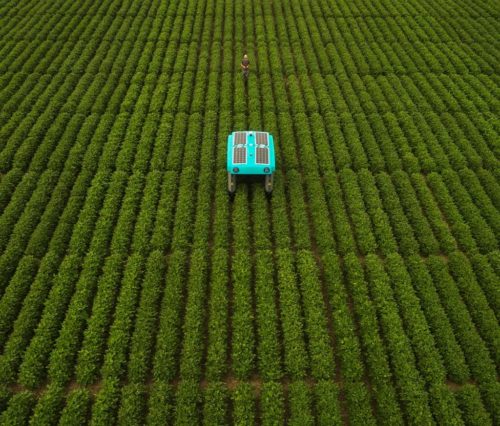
left=265, top=174, right=273, bottom=194
left=227, top=173, right=237, bottom=194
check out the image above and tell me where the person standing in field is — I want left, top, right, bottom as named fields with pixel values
left=241, top=54, right=250, bottom=79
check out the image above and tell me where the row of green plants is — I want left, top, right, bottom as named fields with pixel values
left=0, top=380, right=365, bottom=425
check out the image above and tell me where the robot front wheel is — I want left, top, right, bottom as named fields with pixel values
left=265, top=174, right=273, bottom=194
left=227, top=173, right=236, bottom=194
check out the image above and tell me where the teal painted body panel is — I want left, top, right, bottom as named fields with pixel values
left=226, top=131, right=276, bottom=175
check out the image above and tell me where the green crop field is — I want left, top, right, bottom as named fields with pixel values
left=0, top=0, right=499, bottom=424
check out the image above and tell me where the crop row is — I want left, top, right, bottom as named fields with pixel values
left=49, top=244, right=494, bottom=423
left=0, top=380, right=362, bottom=425
left=2, top=379, right=494, bottom=425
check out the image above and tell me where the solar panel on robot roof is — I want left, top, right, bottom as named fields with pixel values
left=256, top=147, right=269, bottom=164
left=256, top=132, right=268, bottom=145
left=233, top=147, right=247, bottom=164
left=234, top=132, right=247, bottom=145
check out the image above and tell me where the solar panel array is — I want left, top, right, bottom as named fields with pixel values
left=232, top=132, right=247, bottom=164
left=256, top=132, right=268, bottom=145
left=233, top=147, right=247, bottom=163
left=232, top=132, right=270, bottom=165
left=234, top=132, right=247, bottom=145
left=256, top=147, right=269, bottom=164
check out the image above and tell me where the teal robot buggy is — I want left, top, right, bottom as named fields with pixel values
left=227, top=131, right=276, bottom=195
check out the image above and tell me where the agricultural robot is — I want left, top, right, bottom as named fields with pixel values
left=227, top=131, right=276, bottom=195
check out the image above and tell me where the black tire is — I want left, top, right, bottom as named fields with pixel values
left=265, top=174, right=273, bottom=194
left=227, top=173, right=236, bottom=194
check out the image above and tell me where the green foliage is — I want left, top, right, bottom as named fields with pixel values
left=357, top=169, right=398, bottom=255
left=340, top=168, right=377, bottom=254
left=322, top=170, right=357, bottom=254
left=29, top=384, right=65, bottom=426
left=447, top=252, right=500, bottom=367
left=427, top=384, right=464, bottom=426
left=101, top=254, right=146, bottom=382
left=275, top=249, right=308, bottom=379
left=376, top=172, right=419, bottom=256
left=314, top=381, right=342, bottom=426
left=479, top=382, right=500, bottom=424
left=18, top=254, right=81, bottom=388
left=296, top=250, right=334, bottom=380
left=469, top=253, right=500, bottom=315
left=127, top=251, right=167, bottom=383
left=146, top=382, right=174, bottom=425
left=385, top=254, right=447, bottom=384
left=231, top=249, right=255, bottom=379
left=179, top=249, right=209, bottom=381
left=58, top=389, right=92, bottom=426
left=254, top=251, right=282, bottom=381
left=0, top=388, right=11, bottom=415
left=232, top=383, right=254, bottom=426
left=426, top=172, right=479, bottom=254
left=205, top=249, right=229, bottom=380
left=0, top=0, right=498, bottom=424
left=455, top=385, right=492, bottom=426
left=0, top=256, right=39, bottom=346
left=288, top=381, right=314, bottom=426
left=153, top=251, right=187, bottom=382
left=343, top=253, right=403, bottom=424
left=260, top=382, right=284, bottom=425
left=117, top=384, right=147, bottom=426
left=441, top=169, right=497, bottom=252
left=203, top=383, right=228, bottom=426
left=174, top=381, right=201, bottom=426
left=427, top=256, right=497, bottom=384
left=321, top=252, right=364, bottom=382
left=90, top=380, right=121, bottom=426
left=364, top=254, right=434, bottom=424
left=404, top=255, right=470, bottom=383
left=0, top=391, right=36, bottom=426
left=344, top=382, right=376, bottom=426
left=391, top=171, right=439, bottom=255
left=410, top=173, right=458, bottom=254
